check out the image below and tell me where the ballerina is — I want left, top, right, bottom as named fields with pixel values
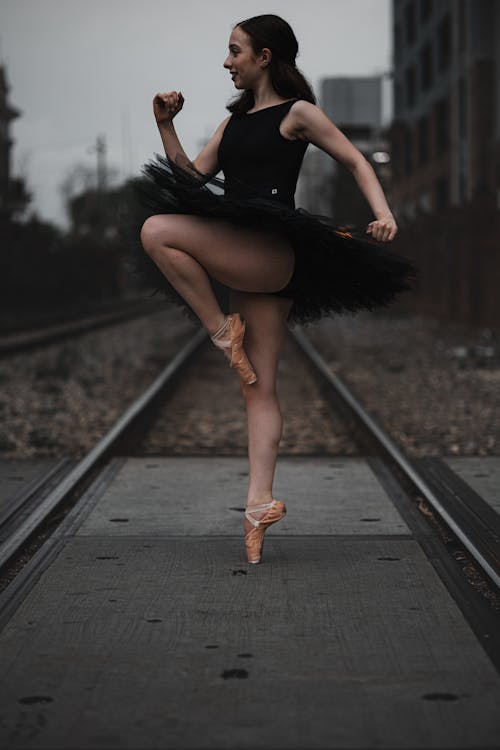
left=136, top=13, right=416, bottom=564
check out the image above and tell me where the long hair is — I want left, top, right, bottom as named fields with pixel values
left=226, top=14, right=316, bottom=115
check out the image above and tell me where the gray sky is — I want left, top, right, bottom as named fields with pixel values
left=1, top=0, right=391, bottom=228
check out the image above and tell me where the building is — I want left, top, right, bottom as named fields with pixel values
left=388, top=0, right=500, bottom=327
left=389, top=0, right=500, bottom=221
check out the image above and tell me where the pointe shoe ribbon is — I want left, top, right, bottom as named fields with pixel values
left=244, top=499, right=286, bottom=564
left=210, top=313, right=257, bottom=385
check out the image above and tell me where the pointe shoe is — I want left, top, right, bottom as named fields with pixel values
left=244, top=499, right=286, bottom=564
left=210, top=313, right=257, bottom=385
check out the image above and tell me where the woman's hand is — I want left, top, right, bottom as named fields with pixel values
left=153, top=91, right=184, bottom=126
left=366, top=213, right=398, bottom=242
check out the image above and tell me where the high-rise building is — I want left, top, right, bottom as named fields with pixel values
left=387, top=0, right=500, bottom=326
left=389, top=0, right=500, bottom=221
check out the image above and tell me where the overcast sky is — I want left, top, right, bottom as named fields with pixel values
left=1, top=0, right=392, bottom=229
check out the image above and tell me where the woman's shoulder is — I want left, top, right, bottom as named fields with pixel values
left=290, top=99, right=320, bottom=116
left=220, top=113, right=233, bottom=127
left=288, top=99, right=323, bottom=128
left=214, top=113, right=233, bottom=137
left=286, top=99, right=323, bottom=141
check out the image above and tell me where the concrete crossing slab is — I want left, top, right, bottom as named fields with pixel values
left=444, top=457, right=500, bottom=514
left=1, top=456, right=499, bottom=749
left=76, top=457, right=411, bottom=537
left=0, top=535, right=499, bottom=748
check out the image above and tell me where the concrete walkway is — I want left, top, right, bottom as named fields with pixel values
left=0, top=456, right=499, bottom=749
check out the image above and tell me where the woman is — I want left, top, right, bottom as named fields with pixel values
left=136, top=14, right=416, bottom=565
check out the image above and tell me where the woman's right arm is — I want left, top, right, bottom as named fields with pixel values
left=153, top=90, right=230, bottom=181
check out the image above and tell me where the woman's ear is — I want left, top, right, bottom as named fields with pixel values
left=260, top=47, right=272, bottom=67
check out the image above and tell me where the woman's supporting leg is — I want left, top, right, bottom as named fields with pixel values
left=229, top=290, right=293, bottom=530
left=139, top=214, right=294, bottom=335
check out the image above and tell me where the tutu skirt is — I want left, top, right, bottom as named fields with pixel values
left=122, top=153, right=418, bottom=326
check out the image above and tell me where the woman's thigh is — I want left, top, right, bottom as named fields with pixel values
left=229, top=290, right=293, bottom=392
left=140, top=214, right=294, bottom=294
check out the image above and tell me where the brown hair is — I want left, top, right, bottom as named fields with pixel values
left=226, top=14, right=316, bottom=115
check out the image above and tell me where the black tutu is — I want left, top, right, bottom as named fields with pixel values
left=121, top=153, right=418, bottom=326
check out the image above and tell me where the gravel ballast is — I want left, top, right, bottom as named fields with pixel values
left=0, top=308, right=196, bottom=458
left=1, top=306, right=498, bottom=459
left=303, top=310, right=500, bottom=457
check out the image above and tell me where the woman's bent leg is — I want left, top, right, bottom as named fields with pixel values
left=140, top=221, right=225, bottom=335
left=140, top=214, right=295, bottom=335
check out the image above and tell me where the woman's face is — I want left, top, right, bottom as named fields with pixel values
left=223, top=26, right=269, bottom=89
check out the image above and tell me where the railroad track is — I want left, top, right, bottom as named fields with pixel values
left=292, top=329, right=500, bottom=591
left=0, top=297, right=166, bottom=357
left=0, top=325, right=499, bottom=663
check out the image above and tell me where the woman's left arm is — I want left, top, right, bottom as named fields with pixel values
left=292, top=101, right=397, bottom=243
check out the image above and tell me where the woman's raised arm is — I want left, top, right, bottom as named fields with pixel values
left=153, top=90, right=230, bottom=182
left=291, top=100, right=398, bottom=242
left=191, top=114, right=231, bottom=178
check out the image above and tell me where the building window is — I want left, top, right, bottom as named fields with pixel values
left=435, top=175, right=448, bottom=210
left=418, top=115, right=429, bottom=164
left=404, top=199, right=417, bottom=220
left=405, top=64, right=416, bottom=108
left=418, top=189, right=432, bottom=214
left=405, top=1, right=416, bottom=46
left=391, top=132, right=401, bottom=180
left=458, top=0, right=466, bottom=56
left=395, top=82, right=402, bottom=113
left=404, top=126, right=413, bottom=176
left=420, top=0, right=433, bottom=24
left=420, top=41, right=433, bottom=91
left=435, top=96, right=449, bottom=153
left=458, top=74, right=467, bottom=138
left=394, top=22, right=402, bottom=64
left=437, top=13, right=451, bottom=71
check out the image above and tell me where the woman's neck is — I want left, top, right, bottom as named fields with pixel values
left=250, top=83, right=284, bottom=109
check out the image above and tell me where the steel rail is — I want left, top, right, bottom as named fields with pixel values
left=291, top=327, right=500, bottom=590
left=0, top=327, right=207, bottom=570
left=0, top=298, right=166, bottom=357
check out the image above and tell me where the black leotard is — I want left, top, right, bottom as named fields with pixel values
left=217, top=98, right=308, bottom=210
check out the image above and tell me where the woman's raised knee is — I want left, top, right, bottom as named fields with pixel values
left=140, top=215, right=172, bottom=253
left=140, top=215, right=158, bottom=252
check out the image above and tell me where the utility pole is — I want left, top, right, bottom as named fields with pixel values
left=95, top=134, right=107, bottom=193
left=88, top=134, right=107, bottom=193
left=88, top=134, right=107, bottom=233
